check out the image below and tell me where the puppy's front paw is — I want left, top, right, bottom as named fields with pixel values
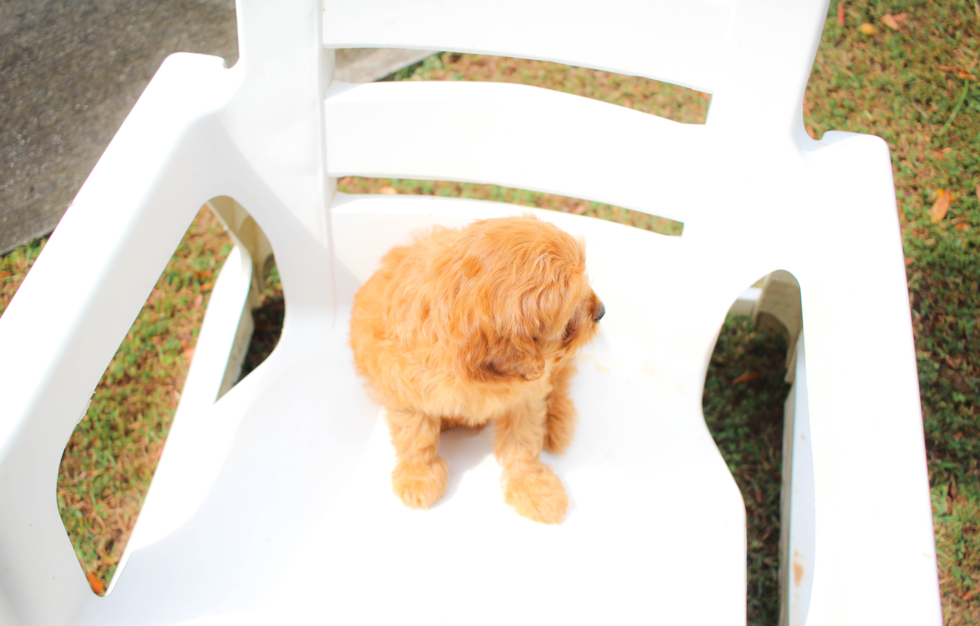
left=392, top=457, right=448, bottom=510
left=504, top=463, right=568, bottom=524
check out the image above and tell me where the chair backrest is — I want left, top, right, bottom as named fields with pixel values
left=323, top=0, right=736, bottom=93
left=318, top=0, right=830, bottom=234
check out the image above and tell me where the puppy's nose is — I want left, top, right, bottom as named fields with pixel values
left=594, top=301, right=606, bottom=323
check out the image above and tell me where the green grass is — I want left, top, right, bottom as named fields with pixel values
left=0, top=1, right=977, bottom=621
left=704, top=317, right=792, bottom=625
left=0, top=236, right=46, bottom=317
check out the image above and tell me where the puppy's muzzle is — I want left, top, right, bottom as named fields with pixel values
left=594, top=301, right=606, bottom=323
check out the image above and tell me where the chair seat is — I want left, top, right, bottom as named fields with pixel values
left=80, top=197, right=746, bottom=624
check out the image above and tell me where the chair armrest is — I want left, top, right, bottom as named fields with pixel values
left=793, top=132, right=942, bottom=625
left=0, top=52, right=236, bottom=625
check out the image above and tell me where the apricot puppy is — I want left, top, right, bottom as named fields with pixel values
left=350, top=215, right=604, bottom=524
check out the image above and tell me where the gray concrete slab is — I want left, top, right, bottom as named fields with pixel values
left=335, top=48, right=435, bottom=83
left=0, top=1, right=434, bottom=254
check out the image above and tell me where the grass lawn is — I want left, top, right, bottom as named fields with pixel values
left=1, top=1, right=977, bottom=622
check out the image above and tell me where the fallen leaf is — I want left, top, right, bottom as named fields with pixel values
left=200, top=282, right=214, bottom=292
left=964, top=588, right=977, bottom=602
left=905, top=257, right=914, bottom=266
left=86, top=571, right=104, bottom=595
left=732, top=371, right=760, bottom=385
left=183, top=346, right=196, bottom=362
left=929, top=190, right=952, bottom=223
left=379, top=186, right=398, bottom=195
left=882, top=13, right=908, bottom=31
left=937, top=65, right=977, bottom=79
left=858, top=23, right=875, bottom=35
left=570, top=205, right=588, bottom=215
left=837, top=1, right=845, bottom=25
left=976, top=184, right=980, bottom=204
left=192, top=294, right=203, bottom=309
left=955, top=222, right=969, bottom=231
left=946, top=354, right=960, bottom=368
left=0, top=270, right=11, bottom=278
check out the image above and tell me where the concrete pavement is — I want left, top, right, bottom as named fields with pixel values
left=0, top=0, right=432, bottom=254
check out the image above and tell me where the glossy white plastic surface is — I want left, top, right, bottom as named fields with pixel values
left=322, top=0, right=734, bottom=93
left=0, top=0, right=941, bottom=624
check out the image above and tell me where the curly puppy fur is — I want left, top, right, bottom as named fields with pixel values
left=350, top=215, right=604, bottom=524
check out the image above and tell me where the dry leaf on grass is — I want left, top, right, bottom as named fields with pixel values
left=732, top=371, right=760, bottom=385
left=838, top=2, right=845, bottom=25
left=191, top=294, right=203, bottom=309
left=882, top=13, right=908, bottom=31
left=570, top=205, right=588, bottom=215
left=379, top=186, right=398, bottom=195
left=955, top=223, right=970, bottom=231
left=929, top=189, right=952, bottom=224
left=85, top=570, right=104, bottom=595
left=858, top=23, right=876, bottom=35
left=938, top=65, right=978, bottom=80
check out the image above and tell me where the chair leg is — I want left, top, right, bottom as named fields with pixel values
left=778, top=335, right=815, bottom=626
left=207, top=196, right=274, bottom=306
left=753, top=270, right=803, bottom=382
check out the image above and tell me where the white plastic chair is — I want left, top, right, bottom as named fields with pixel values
left=0, top=0, right=942, bottom=624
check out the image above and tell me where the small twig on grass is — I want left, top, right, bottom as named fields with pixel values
left=909, top=97, right=932, bottom=124
left=940, top=80, right=971, bottom=135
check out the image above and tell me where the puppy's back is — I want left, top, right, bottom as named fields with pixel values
left=350, top=226, right=461, bottom=387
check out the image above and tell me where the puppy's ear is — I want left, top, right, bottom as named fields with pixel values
left=459, top=328, right=545, bottom=383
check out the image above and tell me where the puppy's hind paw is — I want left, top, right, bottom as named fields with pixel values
left=504, top=464, right=568, bottom=524
left=392, top=457, right=448, bottom=510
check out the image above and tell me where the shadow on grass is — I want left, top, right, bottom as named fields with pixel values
left=241, top=264, right=285, bottom=379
